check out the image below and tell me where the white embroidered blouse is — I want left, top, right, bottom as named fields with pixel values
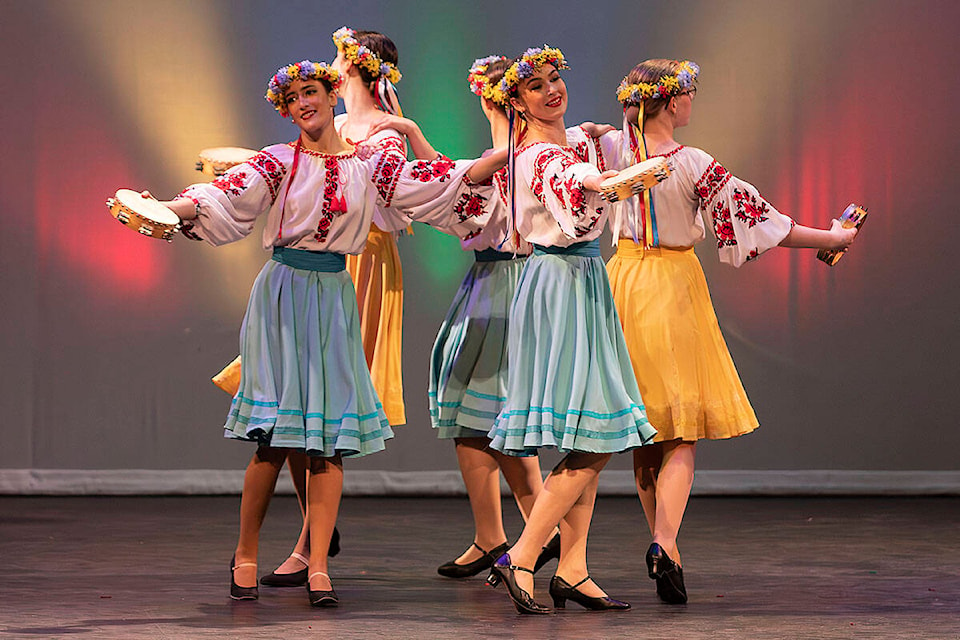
left=510, top=130, right=611, bottom=248
left=597, top=119, right=795, bottom=267
left=177, top=130, right=488, bottom=253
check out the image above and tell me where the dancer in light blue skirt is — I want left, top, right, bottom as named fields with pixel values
left=155, top=60, right=505, bottom=606
left=482, top=47, right=657, bottom=615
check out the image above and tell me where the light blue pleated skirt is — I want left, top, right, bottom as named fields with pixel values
left=487, top=240, right=657, bottom=456
left=223, top=251, right=393, bottom=458
left=429, top=251, right=527, bottom=439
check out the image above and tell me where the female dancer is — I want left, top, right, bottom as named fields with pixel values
left=157, top=60, right=503, bottom=606
left=261, top=25, right=417, bottom=589
left=485, top=47, right=657, bottom=614
left=603, top=59, right=859, bottom=603
left=428, top=56, right=557, bottom=579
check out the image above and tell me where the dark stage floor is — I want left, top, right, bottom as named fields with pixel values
left=1, top=495, right=957, bottom=639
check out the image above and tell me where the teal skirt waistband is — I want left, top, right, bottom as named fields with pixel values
left=272, top=247, right=346, bottom=272
left=532, top=238, right=601, bottom=258
left=474, top=248, right=521, bottom=262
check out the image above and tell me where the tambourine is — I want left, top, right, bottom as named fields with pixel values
left=817, top=203, right=868, bottom=266
left=196, top=147, right=257, bottom=177
left=106, top=189, right=181, bottom=241
left=599, top=157, right=671, bottom=203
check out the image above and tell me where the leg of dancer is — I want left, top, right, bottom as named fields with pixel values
left=157, top=58, right=495, bottom=604
left=483, top=47, right=656, bottom=614
left=433, top=57, right=557, bottom=579
left=606, top=58, right=859, bottom=603
left=262, top=28, right=409, bottom=585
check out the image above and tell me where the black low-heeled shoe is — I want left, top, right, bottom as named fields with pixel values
left=533, top=533, right=561, bottom=573
left=328, top=526, right=341, bottom=558
left=549, top=575, right=631, bottom=611
left=230, top=556, right=259, bottom=601
left=260, top=551, right=308, bottom=587
left=261, top=527, right=341, bottom=587
left=437, top=541, right=508, bottom=578
left=487, top=553, right=551, bottom=615
left=307, top=571, right=339, bottom=607
left=646, top=543, right=687, bottom=604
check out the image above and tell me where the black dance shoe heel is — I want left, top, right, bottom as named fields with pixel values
left=437, top=541, right=508, bottom=578
left=307, top=571, right=339, bottom=607
left=533, top=533, right=561, bottom=573
left=549, top=575, right=631, bottom=610
left=645, top=542, right=666, bottom=578
left=487, top=553, right=551, bottom=615
left=646, top=543, right=687, bottom=604
left=230, top=556, right=259, bottom=600
left=260, top=551, right=308, bottom=587
left=328, top=526, right=341, bottom=558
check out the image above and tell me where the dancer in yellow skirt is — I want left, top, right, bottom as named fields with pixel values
left=602, top=59, right=859, bottom=603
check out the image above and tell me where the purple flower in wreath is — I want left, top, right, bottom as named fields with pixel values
left=677, top=70, right=693, bottom=87
left=298, top=60, right=315, bottom=77
left=516, top=60, right=534, bottom=79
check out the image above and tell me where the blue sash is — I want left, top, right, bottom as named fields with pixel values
left=532, top=238, right=601, bottom=258
left=474, top=248, right=520, bottom=262
left=272, top=247, right=346, bottom=272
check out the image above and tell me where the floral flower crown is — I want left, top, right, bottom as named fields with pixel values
left=498, top=46, right=568, bottom=98
left=332, top=26, right=402, bottom=85
left=265, top=60, right=341, bottom=117
left=467, top=55, right=509, bottom=106
left=616, top=60, right=700, bottom=104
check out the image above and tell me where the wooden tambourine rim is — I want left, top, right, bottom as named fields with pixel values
left=599, top=157, right=670, bottom=202
left=195, top=146, right=258, bottom=176
left=106, top=189, right=181, bottom=241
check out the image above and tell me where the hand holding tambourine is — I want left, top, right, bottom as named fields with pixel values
left=817, top=203, right=868, bottom=266
left=598, top=156, right=671, bottom=203
left=106, top=189, right=182, bottom=241
left=107, top=146, right=259, bottom=241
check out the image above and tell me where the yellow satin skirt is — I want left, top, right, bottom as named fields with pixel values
left=606, top=240, right=758, bottom=441
left=346, top=223, right=406, bottom=426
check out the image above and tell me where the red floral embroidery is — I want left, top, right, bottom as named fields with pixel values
left=732, top=188, right=770, bottom=228
left=711, top=201, right=737, bottom=248
left=410, top=155, right=456, bottom=183
left=247, top=151, right=286, bottom=203
left=452, top=192, right=487, bottom=222
left=314, top=157, right=346, bottom=243
left=530, top=147, right=577, bottom=209
left=745, top=248, right=759, bottom=261
left=574, top=140, right=588, bottom=163
left=211, top=171, right=247, bottom=198
left=373, top=149, right=405, bottom=206
left=493, top=168, right=509, bottom=206
left=695, top=160, right=731, bottom=204
left=529, top=146, right=600, bottom=236
left=591, top=136, right=606, bottom=172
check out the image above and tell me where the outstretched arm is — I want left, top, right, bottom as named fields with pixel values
left=141, top=190, right=197, bottom=220
left=779, top=219, right=858, bottom=251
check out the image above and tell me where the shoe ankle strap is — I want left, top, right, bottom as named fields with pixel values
left=512, top=565, right=535, bottom=575
left=308, top=571, right=329, bottom=581
left=232, top=562, right=257, bottom=570
left=570, top=575, right=590, bottom=589
left=290, top=552, right=309, bottom=566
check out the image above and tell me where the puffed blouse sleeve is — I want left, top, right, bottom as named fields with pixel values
left=688, top=148, right=795, bottom=267
left=362, top=134, right=492, bottom=238
left=523, top=144, right=604, bottom=239
left=176, top=147, right=289, bottom=246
